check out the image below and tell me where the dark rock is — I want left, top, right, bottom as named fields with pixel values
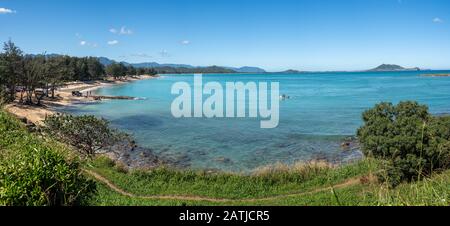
left=20, top=117, right=28, bottom=124
left=215, top=157, right=232, bottom=164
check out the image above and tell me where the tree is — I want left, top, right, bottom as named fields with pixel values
left=21, top=56, right=44, bottom=104
left=145, top=67, right=157, bottom=75
left=127, top=65, right=137, bottom=76
left=0, top=40, right=24, bottom=102
left=137, top=68, right=146, bottom=76
left=45, top=56, right=69, bottom=99
left=105, top=63, right=126, bottom=79
left=1, top=40, right=108, bottom=105
left=87, top=57, right=105, bottom=80
left=43, top=114, right=128, bottom=156
left=0, top=55, right=5, bottom=102
left=357, top=101, right=450, bottom=186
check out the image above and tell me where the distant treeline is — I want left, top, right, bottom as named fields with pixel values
left=151, top=66, right=236, bottom=74
left=0, top=39, right=243, bottom=105
left=0, top=40, right=157, bottom=105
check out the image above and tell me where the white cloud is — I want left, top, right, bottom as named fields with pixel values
left=107, top=40, right=119, bottom=45
left=80, top=40, right=98, bottom=47
left=120, top=26, right=133, bottom=35
left=181, top=40, right=191, bottom=45
left=0, top=8, right=16, bottom=14
left=433, top=17, right=443, bottom=23
left=110, top=26, right=133, bottom=35
left=159, top=50, right=170, bottom=57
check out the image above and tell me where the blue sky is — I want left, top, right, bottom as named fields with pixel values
left=0, top=0, right=449, bottom=71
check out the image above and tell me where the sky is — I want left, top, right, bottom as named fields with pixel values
left=0, top=0, right=449, bottom=71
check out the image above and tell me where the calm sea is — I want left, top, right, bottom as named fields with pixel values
left=62, top=71, right=450, bottom=172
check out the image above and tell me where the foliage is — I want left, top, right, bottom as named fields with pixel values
left=0, top=111, right=96, bottom=206
left=43, top=114, right=127, bottom=156
left=21, top=55, right=45, bottom=104
left=105, top=62, right=127, bottom=79
left=0, top=40, right=108, bottom=104
left=0, top=40, right=24, bottom=102
left=357, top=101, right=450, bottom=186
left=152, top=66, right=234, bottom=74
left=136, top=67, right=157, bottom=76
left=90, top=156, right=377, bottom=200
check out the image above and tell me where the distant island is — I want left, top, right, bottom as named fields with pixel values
left=368, top=64, right=421, bottom=72
left=279, top=69, right=303, bottom=74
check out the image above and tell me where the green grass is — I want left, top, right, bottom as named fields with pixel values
left=0, top=110, right=76, bottom=161
left=88, top=160, right=450, bottom=206
left=373, top=170, right=450, bottom=206
left=89, top=156, right=379, bottom=199
left=89, top=182, right=374, bottom=206
left=87, top=156, right=383, bottom=206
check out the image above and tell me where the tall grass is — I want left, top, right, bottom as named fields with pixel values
left=374, top=170, right=450, bottom=206
left=90, top=156, right=379, bottom=200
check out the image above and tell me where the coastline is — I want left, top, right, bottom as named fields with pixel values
left=4, top=75, right=158, bottom=125
left=421, top=73, right=450, bottom=77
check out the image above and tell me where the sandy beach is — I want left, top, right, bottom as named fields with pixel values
left=4, top=75, right=158, bottom=125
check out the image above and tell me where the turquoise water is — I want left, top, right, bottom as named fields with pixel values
left=62, top=71, right=450, bottom=171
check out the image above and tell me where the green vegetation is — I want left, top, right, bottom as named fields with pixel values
left=43, top=114, right=128, bottom=156
left=0, top=111, right=96, bottom=206
left=0, top=40, right=157, bottom=105
left=151, top=65, right=236, bottom=74
left=358, top=101, right=450, bottom=186
left=87, top=156, right=449, bottom=206
left=0, top=41, right=106, bottom=104
left=90, top=156, right=378, bottom=199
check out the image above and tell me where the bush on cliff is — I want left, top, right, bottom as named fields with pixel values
left=357, top=101, right=450, bottom=186
left=43, top=114, right=128, bottom=157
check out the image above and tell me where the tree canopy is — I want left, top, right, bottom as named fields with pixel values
left=43, top=114, right=128, bottom=156
left=357, top=101, right=450, bottom=186
left=0, top=41, right=108, bottom=104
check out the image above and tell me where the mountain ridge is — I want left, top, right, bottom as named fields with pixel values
left=98, top=57, right=266, bottom=73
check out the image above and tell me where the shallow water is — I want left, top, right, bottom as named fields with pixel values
left=61, top=71, right=450, bottom=172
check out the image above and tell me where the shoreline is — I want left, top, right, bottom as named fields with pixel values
left=421, top=73, right=450, bottom=77
left=4, top=75, right=158, bottom=125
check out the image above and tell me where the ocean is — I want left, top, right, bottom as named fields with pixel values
left=61, top=71, right=450, bottom=172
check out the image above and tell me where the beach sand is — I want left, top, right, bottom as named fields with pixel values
left=4, top=75, right=157, bottom=125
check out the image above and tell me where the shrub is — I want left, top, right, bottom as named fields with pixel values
left=0, top=147, right=96, bottom=206
left=43, top=114, right=128, bottom=157
left=0, top=111, right=96, bottom=206
left=357, top=101, right=450, bottom=186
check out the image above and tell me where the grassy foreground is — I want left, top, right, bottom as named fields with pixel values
left=88, top=157, right=450, bottom=206
left=1, top=110, right=449, bottom=206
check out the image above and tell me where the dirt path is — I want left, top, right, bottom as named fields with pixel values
left=84, top=169, right=362, bottom=203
